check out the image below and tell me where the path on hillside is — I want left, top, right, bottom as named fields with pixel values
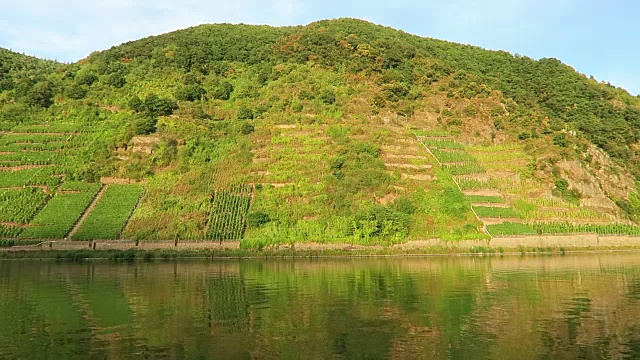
left=66, top=184, right=108, bottom=239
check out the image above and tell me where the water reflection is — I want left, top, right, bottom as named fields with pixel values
left=1, top=254, right=640, bottom=359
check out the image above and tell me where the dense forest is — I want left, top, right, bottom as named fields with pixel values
left=1, top=18, right=639, bottom=245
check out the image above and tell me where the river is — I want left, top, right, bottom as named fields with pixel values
left=2, top=253, right=640, bottom=359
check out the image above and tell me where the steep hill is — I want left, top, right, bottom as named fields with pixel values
left=1, top=18, right=640, bottom=245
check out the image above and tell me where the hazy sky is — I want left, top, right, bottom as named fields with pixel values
left=1, top=0, right=638, bottom=94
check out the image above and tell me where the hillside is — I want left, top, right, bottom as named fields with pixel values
left=1, top=18, right=640, bottom=246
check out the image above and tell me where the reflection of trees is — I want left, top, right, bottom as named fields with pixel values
left=4, top=256, right=640, bottom=358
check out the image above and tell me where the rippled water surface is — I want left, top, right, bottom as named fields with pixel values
left=2, top=254, right=640, bottom=359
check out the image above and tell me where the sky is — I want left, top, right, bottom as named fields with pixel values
left=1, top=0, right=638, bottom=95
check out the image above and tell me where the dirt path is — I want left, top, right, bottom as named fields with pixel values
left=67, top=185, right=108, bottom=239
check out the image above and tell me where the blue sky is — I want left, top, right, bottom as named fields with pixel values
left=1, top=0, right=638, bottom=94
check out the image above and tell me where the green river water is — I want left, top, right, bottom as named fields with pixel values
left=2, top=253, right=640, bottom=359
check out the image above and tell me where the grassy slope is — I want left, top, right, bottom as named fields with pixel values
left=1, top=19, right=640, bottom=244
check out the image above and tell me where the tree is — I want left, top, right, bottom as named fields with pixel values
left=142, top=94, right=178, bottom=117
left=105, top=73, right=126, bottom=88
left=25, top=82, right=53, bottom=108
left=132, top=115, right=157, bottom=135
left=65, top=84, right=87, bottom=99
left=212, top=81, right=234, bottom=100
left=75, top=71, right=98, bottom=86
left=175, top=84, right=205, bottom=101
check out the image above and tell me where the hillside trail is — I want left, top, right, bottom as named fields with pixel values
left=66, top=184, right=108, bottom=239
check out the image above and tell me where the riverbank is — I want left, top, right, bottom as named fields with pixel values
left=3, top=235, right=640, bottom=260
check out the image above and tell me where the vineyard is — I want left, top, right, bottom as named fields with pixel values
left=206, top=185, right=253, bottom=241
left=72, top=184, right=143, bottom=240
left=20, top=183, right=101, bottom=239
left=487, top=222, right=640, bottom=236
left=422, top=134, right=640, bottom=237
left=0, top=120, right=148, bottom=242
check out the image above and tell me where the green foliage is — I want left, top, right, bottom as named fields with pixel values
left=247, top=211, right=271, bottom=227
left=240, top=122, right=255, bottom=135
left=212, top=81, right=234, bottom=100
left=105, top=72, right=126, bottom=88
left=319, top=89, right=336, bottom=104
left=553, top=133, right=567, bottom=147
left=0, top=188, right=49, bottom=223
left=351, top=205, right=411, bottom=241
left=65, top=85, right=87, bottom=100
left=75, top=71, right=98, bottom=86
left=207, top=186, right=252, bottom=241
left=175, top=84, right=205, bottom=101
left=2, top=19, right=640, bottom=243
left=72, top=184, right=142, bottom=240
left=554, top=178, right=580, bottom=205
left=237, top=106, right=254, bottom=120
left=21, top=184, right=100, bottom=239
left=24, top=82, right=53, bottom=108
left=487, top=222, right=640, bottom=236
left=141, top=94, right=178, bottom=117
left=132, top=115, right=157, bottom=135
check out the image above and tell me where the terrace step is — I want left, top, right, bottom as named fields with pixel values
left=385, top=163, right=432, bottom=170
left=463, top=189, right=503, bottom=197
left=479, top=217, right=523, bottom=225
left=401, top=173, right=436, bottom=181
left=470, top=202, right=510, bottom=208
left=382, top=154, right=428, bottom=160
left=0, top=165, right=52, bottom=172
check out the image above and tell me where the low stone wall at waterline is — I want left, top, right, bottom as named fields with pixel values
left=3, top=234, right=640, bottom=253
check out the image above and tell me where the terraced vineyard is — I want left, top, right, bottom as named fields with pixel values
left=20, top=182, right=102, bottom=239
left=422, top=134, right=640, bottom=237
left=0, top=120, right=146, bottom=241
left=71, top=184, right=143, bottom=240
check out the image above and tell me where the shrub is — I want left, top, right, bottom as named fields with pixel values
left=240, top=122, right=255, bottom=135
left=237, top=106, right=254, bottom=120
left=320, top=89, right=336, bottom=104
left=247, top=211, right=271, bottom=227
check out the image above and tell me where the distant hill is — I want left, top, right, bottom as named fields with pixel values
left=1, top=18, right=640, bottom=245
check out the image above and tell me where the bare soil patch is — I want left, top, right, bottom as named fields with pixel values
left=471, top=202, right=509, bottom=208
left=100, top=177, right=140, bottom=184
left=480, top=217, right=523, bottom=225
left=375, top=193, right=398, bottom=205
left=401, top=173, right=435, bottom=181
left=383, top=154, right=427, bottom=160
left=0, top=165, right=51, bottom=172
left=385, top=163, right=432, bottom=170
left=463, top=189, right=502, bottom=197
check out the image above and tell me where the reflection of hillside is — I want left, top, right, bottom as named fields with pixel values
left=2, top=255, right=640, bottom=358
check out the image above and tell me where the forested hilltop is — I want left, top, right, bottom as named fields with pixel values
left=2, top=18, right=640, bottom=246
